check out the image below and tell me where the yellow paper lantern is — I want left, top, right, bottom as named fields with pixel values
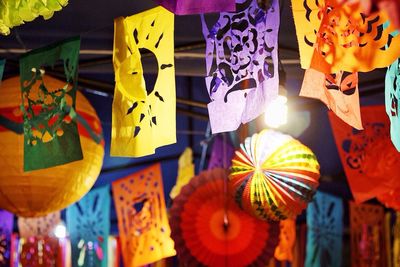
left=0, top=76, right=104, bottom=217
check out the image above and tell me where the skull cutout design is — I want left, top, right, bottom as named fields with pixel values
left=202, top=0, right=280, bottom=133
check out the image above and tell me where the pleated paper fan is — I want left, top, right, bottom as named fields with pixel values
left=230, top=130, right=320, bottom=221
left=170, top=168, right=279, bottom=267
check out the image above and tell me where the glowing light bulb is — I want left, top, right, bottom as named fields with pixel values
left=264, top=95, right=288, bottom=128
left=54, top=223, right=67, bottom=239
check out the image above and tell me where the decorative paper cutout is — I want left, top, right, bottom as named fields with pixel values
left=0, top=59, right=5, bottom=82
left=202, top=0, right=280, bottom=133
left=328, top=105, right=400, bottom=203
left=67, top=186, right=110, bottom=267
left=350, top=202, right=387, bottom=267
left=291, top=0, right=400, bottom=73
left=0, top=210, right=13, bottom=266
left=305, top=191, right=343, bottom=267
left=207, top=134, right=235, bottom=169
left=112, top=7, right=176, bottom=157
left=169, top=148, right=194, bottom=199
left=0, top=0, right=68, bottom=35
left=274, top=219, right=296, bottom=262
left=170, top=168, right=280, bottom=266
left=18, top=236, right=60, bottom=267
left=385, top=58, right=400, bottom=150
left=112, top=164, right=176, bottom=266
left=230, top=129, right=320, bottom=221
left=20, top=37, right=82, bottom=171
left=18, top=211, right=61, bottom=238
left=154, top=0, right=235, bottom=15
left=358, top=0, right=400, bottom=30
left=300, top=68, right=362, bottom=129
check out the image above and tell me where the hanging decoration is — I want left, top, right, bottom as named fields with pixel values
left=230, top=129, right=320, bottom=221
left=305, top=191, right=343, bottom=267
left=291, top=0, right=400, bottom=73
left=18, top=236, right=61, bottom=267
left=0, top=210, right=13, bottom=267
left=67, top=186, right=110, bottom=267
left=300, top=68, right=362, bottom=129
left=328, top=105, right=400, bottom=203
left=170, top=168, right=279, bottom=267
left=112, top=163, right=176, bottom=267
left=169, top=148, right=194, bottom=199
left=154, top=0, right=235, bottom=15
left=377, top=188, right=400, bottom=211
left=201, top=0, right=280, bottom=133
left=359, top=0, right=400, bottom=30
left=350, top=202, right=387, bottom=267
left=0, top=0, right=68, bottom=36
left=274, top=219, right=296, bottom=262
left=18, top=211, right=60, bottom=238
left=20, top=37, right=82, bottom=171
left=112, top=7, right=176, bottom=157
left=0, top=59, right=4, bottom=82
left=0, top=75, right=104, bottom=217
left=207, top=134, right=235, bottom=170
left=385, top=57, right=400, bottom=151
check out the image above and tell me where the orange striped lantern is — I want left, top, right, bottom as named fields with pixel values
left=0, top=76, right=104, bottom=217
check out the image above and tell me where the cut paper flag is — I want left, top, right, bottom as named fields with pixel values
left=0, top=210, right=13, bottom=267
left=18, top=211, right=61, bottom=238
left=300, top=68, right=362, bottom=130
left=359, top=0, right=400, bottom=30
left=328, top=105, right=400, bottom=203
left=169, top=148, right=194, bottom=199
left=207, top=134, right=235, bottom=170
left=305, top=192, right=343, bottom=267
left=0, top=0, right=68, bottom=35
left=112, top=7, right=176, bottom=157
left=18, top=236, right=61, bottom=267
left=350, top=202, right=387, bottom=267
left=154, top=0, right=235, bottom=15
left=385, top=58, right=400, bottom=151
left=112, top=164, right=176, bottom=266
left=20, top=37, right=82, bottom=171
left=202, top=0, right=280, bottom=133
left=67, top=186, right=110, bottom=267
left=274, top=219, right=296, bottom=262
left=0, top=59, right=5, bottom=82
left=291, top=0, right=400, bottom=73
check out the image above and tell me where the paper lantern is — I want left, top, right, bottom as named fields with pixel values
left=230, top=129, right=320, bottom=221
left=0, top=76, right=104, bottom=217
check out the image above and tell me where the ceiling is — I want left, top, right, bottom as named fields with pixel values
left=0, top=0, right=389, bottom=229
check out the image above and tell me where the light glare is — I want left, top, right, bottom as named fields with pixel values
left=264, top=95, right=288, bottom=128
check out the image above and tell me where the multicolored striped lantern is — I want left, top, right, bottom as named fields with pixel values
left=230, top=130, right=320, bottom=221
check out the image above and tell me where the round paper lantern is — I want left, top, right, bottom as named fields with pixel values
left=230, top=129, right=320, bottom=221
left=0, top=76, right=104, bottom=217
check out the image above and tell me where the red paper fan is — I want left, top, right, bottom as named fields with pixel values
left=170, top=168, right=279, bottom=267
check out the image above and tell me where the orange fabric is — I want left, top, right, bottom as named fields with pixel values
left=112, top=164, right=175, bottom=267
left=350, top=202, right=387, bottom=267
left=328, top=105, right=400, bottom=203
left=274, top=219, right=296, bottom=262
left=301, top=69, right=362, bottom=129
left=292, top=0, right=400, bottom=73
